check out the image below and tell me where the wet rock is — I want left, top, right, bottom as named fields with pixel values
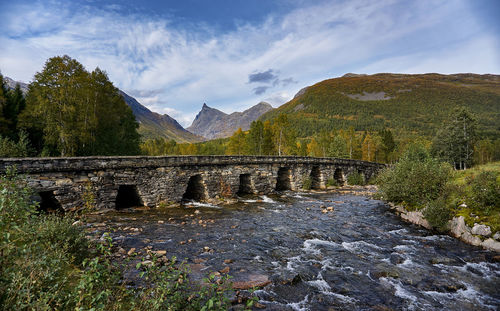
left=417, top=279, right=466, bottom=293
left=372, top=270, right=399, bottom=279
left=157, top=220, right=164, bottom=224
left=430, top=257, right=455, bottom=265
left=152, top=250, right=167, bottom=256
left=471, top=223, right=491, bottom=237
left=326, top=206, right=334, bottom=211
left=220, top=266, right=230, bottom=274
left=320, top=205, right=326, bottom=209
left=127, top=248, right=136, bottom=256
left=389, top=254, right=405, bottom=265
left=224, top=259, right=233, bottom=264
left=481, top=238, right=500, bottom=252
left=321, top=209, right=328, bottom=214
left=280, top=274, right=302, bottom=285
left=140, top=260, right=153, bottom=267
left=179, top=241, right=186, bottom=245
left=461, top=232, right=482, bottom=246
left=232, top=274, right=271, bottom=290
left=492, top=255, right=500, bottom=263
left=118, top=247, right=126, bottom=255
left=400, top=210, right=431, bottom=229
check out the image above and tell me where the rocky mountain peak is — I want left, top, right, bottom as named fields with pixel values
left=187, top=102, right=274, bottom=139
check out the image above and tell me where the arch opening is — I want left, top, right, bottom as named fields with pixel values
left=115, top=185, right=143, bottom=209
left=182, top=174, right=207, bottom=202
left=334, top=168, right=345, bottom=186
left=310, top=166, right=321, bottom=190
left=37, top=191, right=63, bottom=212
left=237, top=173, right=253, bottom=195
left=276, top=167, right=292, bottom=191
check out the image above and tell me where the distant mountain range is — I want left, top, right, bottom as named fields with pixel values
left=260, top=73, right=500, bottom=138
left=119, top=91, right=202, bottom=143
left=187, top=102, right=274, bottom=139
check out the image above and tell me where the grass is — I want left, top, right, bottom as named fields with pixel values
left=451, top=162, right=500, bottom=233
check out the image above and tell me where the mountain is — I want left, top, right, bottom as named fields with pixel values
left=187, top=102, right=274, bottom=139
left=119, top=91, right=201, bottom=142
left=260, top=73, right=500, bottom=138
left=3, top=76, right=29, bottom=93
left=3, top=76, right=201, bottom=143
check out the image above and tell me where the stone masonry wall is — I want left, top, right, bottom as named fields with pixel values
left=0, top=156, right=386, bottom=211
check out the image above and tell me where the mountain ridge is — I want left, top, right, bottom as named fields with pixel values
left=260, top=73, right=500, bottom=138
left=188, top=102, right=274, bottom=139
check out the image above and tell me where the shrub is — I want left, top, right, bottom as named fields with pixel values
left=326, top=178, right=337, bottom=187
left=376, top=143, right=452, bottom=208
left=423, top=199, right=453, bottom=232
left=347, top=172, right=365, bottom=185
left=0, top=131, right=31, bottom=157
left=302, top=177, right=312, bottom=190
left=468, top=171, right=500, bottom=213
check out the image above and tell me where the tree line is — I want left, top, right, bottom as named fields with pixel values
left=0, top=55, right=140, bottom=157
left=142, top=108, right=500, bottom=168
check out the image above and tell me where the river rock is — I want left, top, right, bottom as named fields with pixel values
left=400, top=210, right=431, bottom=229
left=493, top=232, right=500, bottom=241
left=471, top=224, right=491, bottom=237
left=481, top=238, right=500, bottom=252
left=449, top=216, right=469, bottom=238
left=232, top=274, right=271, bottom=290
left=461, top=232, right=482, bottom=246
left=152, top=250, right=167, bottom=256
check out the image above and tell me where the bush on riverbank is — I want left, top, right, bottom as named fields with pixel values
left=376, top=144, right=452, bottom=208
left=0, top=168, right=234, bottom=310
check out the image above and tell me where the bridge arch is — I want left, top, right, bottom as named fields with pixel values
left=334, top=168, right=345, bottom=186
left=310, top=166, right=322, bottom=190
left=183, top=174, right=208, bottom=202
left=37, top=190, right=63, bottom=212
left=237, top=173, right=254, bottom=195
left=276, top=167, right=292, bottom=191
left=115, top=185, right=143, bottom=209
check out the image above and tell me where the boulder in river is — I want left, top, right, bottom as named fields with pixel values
left=232, top=274, right=271, bottom=290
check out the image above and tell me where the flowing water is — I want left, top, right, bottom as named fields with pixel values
left=87, top=190, right=500, bottom=310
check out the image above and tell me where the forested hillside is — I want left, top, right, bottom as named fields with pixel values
left=260, top=73, right=500, bottom=139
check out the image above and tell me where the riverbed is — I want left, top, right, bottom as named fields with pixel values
left=86, top=189, right=500, bottom=310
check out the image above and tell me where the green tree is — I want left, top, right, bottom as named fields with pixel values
left=262, top=120, right=275, bottom=155
left=379, top=129, right=396, bottom=163
left=272, top=113, right=296, bottom=156
left=227, top=128, right=246, bottom=155
left=247, top=120, right=264, bottom=155
left=327, top=135, right=348, bottom=158
left=20, top=56, right=140, bottom=156
left=433, top=107, right=477, bottom=169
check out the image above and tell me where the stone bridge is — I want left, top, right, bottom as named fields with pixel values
left=0, top=156, right=386, bottom=211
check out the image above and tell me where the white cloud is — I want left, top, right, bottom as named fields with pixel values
left=0, top=0, right=497, bottom=127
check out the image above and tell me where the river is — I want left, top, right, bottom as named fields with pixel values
left=86, top=188, right=500, bottom=310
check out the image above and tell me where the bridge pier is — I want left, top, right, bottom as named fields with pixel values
left=1, top=156, right=386, bottom=211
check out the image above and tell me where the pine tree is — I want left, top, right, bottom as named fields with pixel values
left=432, top=107, right=477, bottom=169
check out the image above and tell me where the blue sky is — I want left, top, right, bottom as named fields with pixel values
left=0, top=0, right=499, bottom=127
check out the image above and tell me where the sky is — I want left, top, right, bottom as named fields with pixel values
left=0, top=0, right=499, bottom=127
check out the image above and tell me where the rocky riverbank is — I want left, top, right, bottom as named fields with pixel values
left=388, top=202, right=500, bottom=253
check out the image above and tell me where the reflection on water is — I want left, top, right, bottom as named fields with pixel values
left=87, top=191, right=500, bottom=310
